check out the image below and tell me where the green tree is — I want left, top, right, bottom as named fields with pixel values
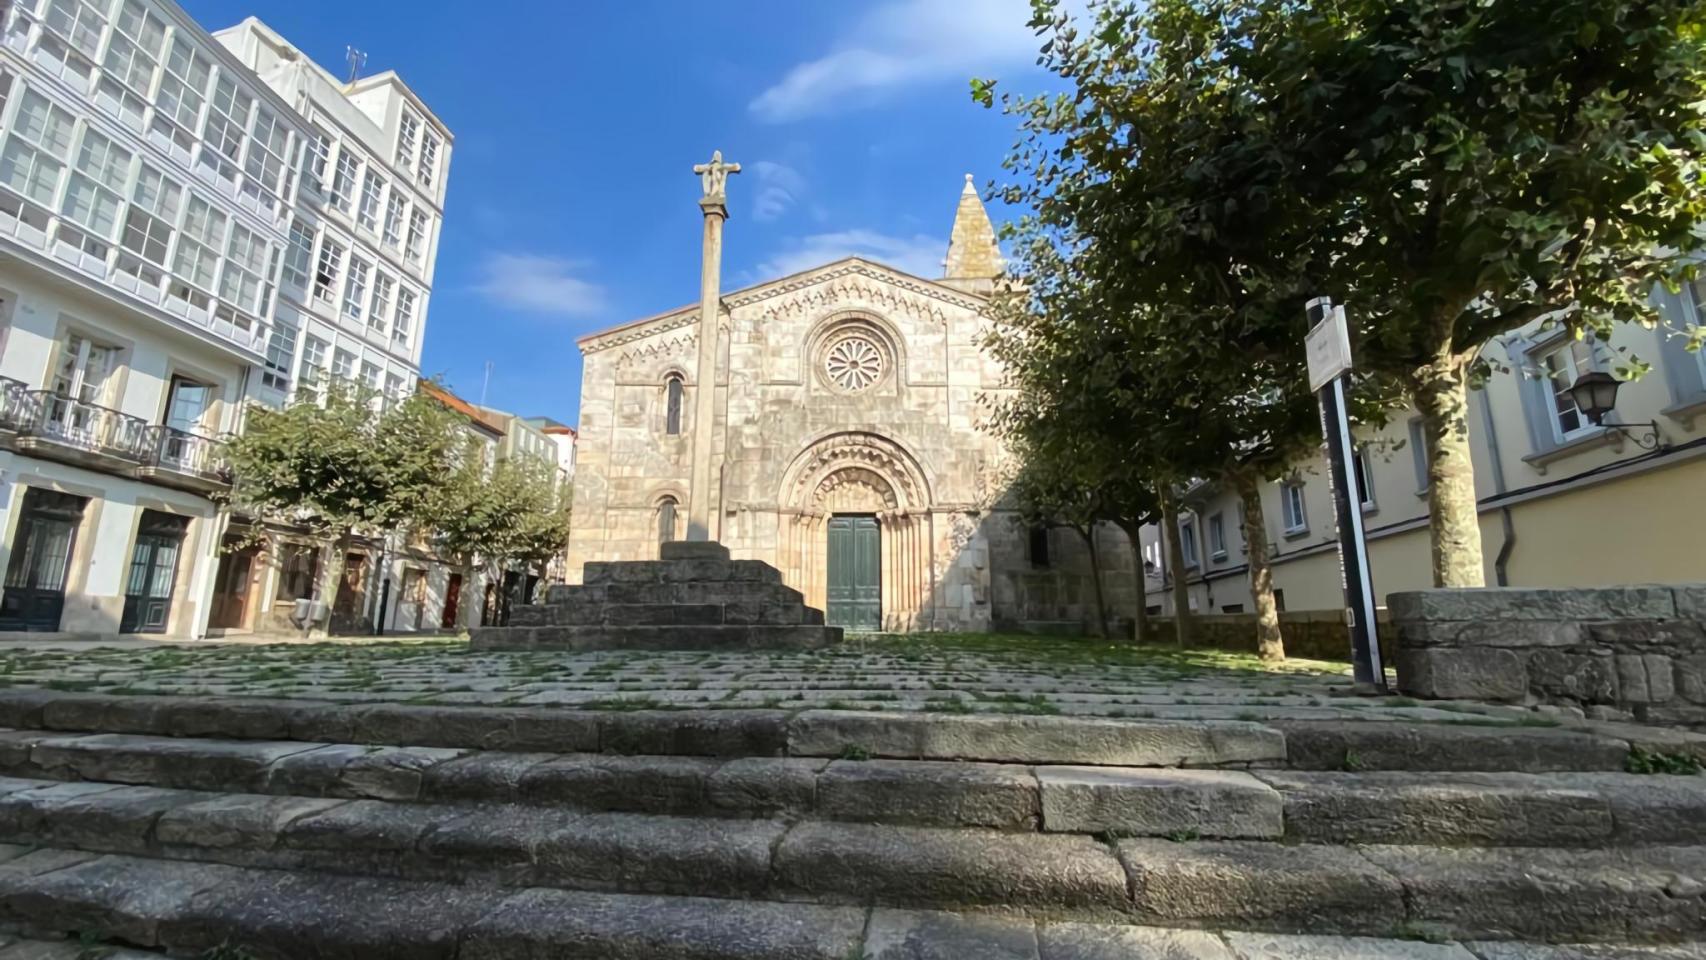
left=426, top=450, right=573, bottom=623
left=221, top=381, right=467, bottom=629
left=984, top=0, right=1706, bottom=593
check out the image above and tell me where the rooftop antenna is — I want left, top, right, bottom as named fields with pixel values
left=344, top=45, right=367, bottom=84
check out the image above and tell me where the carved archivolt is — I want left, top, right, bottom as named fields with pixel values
left=779, top=431, right=933, bottom=513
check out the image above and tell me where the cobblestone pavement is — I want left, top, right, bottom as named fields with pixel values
left=0, top=633, right=1562, bottom=725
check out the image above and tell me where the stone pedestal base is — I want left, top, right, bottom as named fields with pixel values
left=470, top=541, right=843, bottom=652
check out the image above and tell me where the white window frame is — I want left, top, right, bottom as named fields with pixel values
left=328, top=147, right=358, bottom=212
left=418, top=132, right=439, bottom=189
left=2, top=89, right=77, bottom=207
left=392, top=286, right=416, bottom=347
left=1407, top=417, right=1429, bottom=494
left=154, top=36, right=210, bottom=133
left=382, top=192, right=404, bottom=249
left=368, top=271, right=394, bottom=334
left=121, top=163, right=180, bottom=266
left=342, top=255, right=370, bottom=323
left=331, top=347, right=355, bottom=381
left=172, top=193, right=226, bottom=293
left=1179, top=516, right=1198, bottom=568
left=1352, top=445, right=1377, bottom=512
left=405, top=208, right=428, bottom=264
left=281, top=218, right=313, bottom=290
left=312, top=235, right=344, bottom=306
left=1207, top=511, right=1226, bottom=560
left=1281, top=481, right=1308, bottom=535
left=357, top=169, right=383, bottom=232
left=1537, top=338, right=1597, bottom=444
left=395, top=112, right=418, bottom=171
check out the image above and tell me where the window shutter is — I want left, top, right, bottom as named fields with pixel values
left=1506, top=335, right=1556, bottom=455
left=1652, top=286, right=1706, bottom=406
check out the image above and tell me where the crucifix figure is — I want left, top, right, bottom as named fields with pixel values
left=694, top=150, right=741, bottom=201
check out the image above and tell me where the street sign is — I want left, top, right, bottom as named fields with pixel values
left=1305, top=301, right=1353, bottom=392
left=1304, top=296, right=1386, bottom=691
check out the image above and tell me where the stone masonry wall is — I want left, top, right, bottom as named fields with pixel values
left=1392, top=585, right=1706, bottom=728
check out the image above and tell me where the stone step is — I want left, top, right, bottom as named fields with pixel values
left=13, top=729, right=1706, bottom=847
left=2, top=849, right=1697, bottom=960
left=0, top=730, right=1287, bottom=836
left=0, top=779, right=1701, bottom=941
left=472, top=623, right=844, bottom=651
left=0, top=692, right=1296, bottom=767
left=1260, top=770, right=1706, bottom=846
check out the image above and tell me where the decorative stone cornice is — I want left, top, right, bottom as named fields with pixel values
left=728, top=259, right=985, bottom=319
left=580, top=307, right=702, bottom=356
left=616, top=331, right=696, bottom=367
left=580, top=259, right=986, bottom=356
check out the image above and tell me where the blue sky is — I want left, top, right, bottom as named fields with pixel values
left=182, top=0, right=1056, bottom=425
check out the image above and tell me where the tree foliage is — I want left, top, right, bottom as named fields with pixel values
left=222, top=381, right=572, bottom=626
left=980, top=0, right=1706, bottom=598
left=428, top=451, right=573, bottom=578
left=222, top=382, right=466, bottom=540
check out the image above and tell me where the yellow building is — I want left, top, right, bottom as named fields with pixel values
left=1140, top=285, right=1706, bottom=617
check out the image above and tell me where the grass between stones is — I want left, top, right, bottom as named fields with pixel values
left=0, top=631, right=1530, bottom=721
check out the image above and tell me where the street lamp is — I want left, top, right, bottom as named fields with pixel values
left=1567, top=371, right=1663, bottom=450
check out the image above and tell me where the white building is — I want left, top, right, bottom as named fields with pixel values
left=0, top=1, right=454, bottom=639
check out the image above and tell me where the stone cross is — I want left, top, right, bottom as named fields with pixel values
left=686, top=151, right=738, bottom=540
left=694, top=150, right=741, bottom=202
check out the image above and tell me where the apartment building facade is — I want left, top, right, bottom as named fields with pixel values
left=1137, top=288, right=1706, bottom=620
left=0, top=0, right=454, bottom=639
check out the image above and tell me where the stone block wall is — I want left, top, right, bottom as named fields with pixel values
left=1392, top=585, right=1706, bottom=728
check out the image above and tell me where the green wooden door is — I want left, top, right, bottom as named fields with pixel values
left=826, top=515, right=881, bottom=631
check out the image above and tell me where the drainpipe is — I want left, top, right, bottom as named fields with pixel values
left=1479, top=341, right=1516, bottom=586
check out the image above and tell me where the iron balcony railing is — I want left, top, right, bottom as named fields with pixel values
left=0, top=377, right=32, bottom=431
left=140, top=424, right=228, bottom=480
left=19, top=390, right=151, bottom=459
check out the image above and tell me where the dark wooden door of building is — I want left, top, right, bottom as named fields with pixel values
left=826, top=515, right=881, bottom=631
left=208, top=543, right=257, bottom=630
left=442, top=573, right=462, bottom=629
left=0, top=489, right=87, bottom=631
left=121, top=511, right=188, bottom=634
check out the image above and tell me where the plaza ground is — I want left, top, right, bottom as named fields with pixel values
left=0, top=632, right=1557, bottom=726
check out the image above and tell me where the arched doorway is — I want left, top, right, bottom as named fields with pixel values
left=778, top=432, right=935, bottom=632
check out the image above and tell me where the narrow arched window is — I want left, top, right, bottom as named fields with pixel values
left=664, top=375, right=683, bottom=435
left=657, top=497, right=678, bottom=548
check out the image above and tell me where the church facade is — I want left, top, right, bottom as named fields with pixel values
left=566, top=178, right=1133, bottom=632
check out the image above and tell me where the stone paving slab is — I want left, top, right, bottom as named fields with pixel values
left=0, top=634, right=1575, bottom=729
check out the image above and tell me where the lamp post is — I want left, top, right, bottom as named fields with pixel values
left=1567, top=371, right=1664, bottom=451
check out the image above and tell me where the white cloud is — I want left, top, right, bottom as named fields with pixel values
left=750, top=0, right=1045, bottom=123
left=474, top=252, right=606, bottom=318
left=749, top=160, right=806, bottom=222
left=757, top=229, right=943, bottom=279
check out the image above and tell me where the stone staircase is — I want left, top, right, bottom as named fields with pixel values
left=0, top=690, right=1699, bottom=958
left=472, top=541, right=844, bottom=652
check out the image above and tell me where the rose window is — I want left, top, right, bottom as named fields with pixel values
left=825, top=337, right=884, bottom=391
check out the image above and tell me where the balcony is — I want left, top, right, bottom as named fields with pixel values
left=134, top=425, right=232, bottom=494
left=0, top=386, right=229, bottom=495
left=13, top=390, right=152, bottom=469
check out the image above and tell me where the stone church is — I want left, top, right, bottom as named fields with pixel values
left=566, top=177, right=1131, bottom=632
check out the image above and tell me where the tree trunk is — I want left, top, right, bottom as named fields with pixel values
left=313, top=530, right=352, bottom=636
left=1159, top=489, right=1194, bottom=647
left=1117, top=519, right=1150, bottom=645
left=1234, top=473, right=1285, bottom=662
left=1075, top=524, right=1111, bottom=639
left=1411, top=348, right=1485, bottom=588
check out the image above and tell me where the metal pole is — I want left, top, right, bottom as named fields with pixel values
left=1306, top=297, right=1386, bottom=690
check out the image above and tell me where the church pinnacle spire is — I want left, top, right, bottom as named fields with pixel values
left=942, top=174, right=1003, bottom=289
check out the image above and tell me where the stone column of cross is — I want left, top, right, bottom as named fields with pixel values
left=686, top=151, right=740, bottom=541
